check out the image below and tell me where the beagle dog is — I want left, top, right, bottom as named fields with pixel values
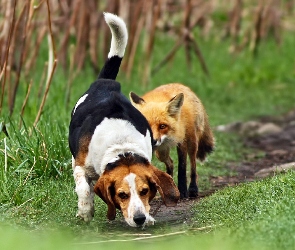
left=69, top=13, right=180, bottom=227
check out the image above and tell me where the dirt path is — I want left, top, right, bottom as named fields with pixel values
left=151, top=108, right=295, bottom=224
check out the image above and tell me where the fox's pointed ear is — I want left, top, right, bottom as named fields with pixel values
left=130, top=92, right=145, bottom=105
left=166, top=93, right=184, bottom=117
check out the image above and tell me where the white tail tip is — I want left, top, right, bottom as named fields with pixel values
left=103, top=12, right=128, bottom=58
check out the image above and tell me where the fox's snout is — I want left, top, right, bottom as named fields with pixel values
left=153, top=134, right=168, bottom=147
left=154, top=139, right=161, bottom=147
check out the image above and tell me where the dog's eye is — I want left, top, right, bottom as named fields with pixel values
left=140, top=188, right=149, bottom=196
left=159, top=124, right=167, bottom=130
left=118, top=192, right=129, bottom=200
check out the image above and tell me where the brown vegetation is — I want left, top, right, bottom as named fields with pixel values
left=0, top=0, right=294, bottom=124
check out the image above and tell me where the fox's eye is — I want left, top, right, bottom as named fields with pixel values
left=159, top=124, right=167, bottom=130
left=140, top=188, right=149, bottom=196
left=118, top=192, right=129, bottom=199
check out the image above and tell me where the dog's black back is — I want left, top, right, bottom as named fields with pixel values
left=69, top=22, right=153, bottom=159
left=69, top=77, right=153, bottom=158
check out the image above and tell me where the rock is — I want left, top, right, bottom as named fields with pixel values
left=216, top=121, right=283, bottom=137
left=215, top=121, right=263, bottom=136
left=239, top=121, right=263, bottom=136
left=268, top=149, right=288, bottom=156
left=254, top=162, right=295, bottom=178
left=256, top=123, right=282, bottom=135
left=215, top=122, right=243, bottom=132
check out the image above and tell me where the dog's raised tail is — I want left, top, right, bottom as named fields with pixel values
left=98, top=12, right=128, bottom=80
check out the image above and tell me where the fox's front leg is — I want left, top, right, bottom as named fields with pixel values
left=155, top=148, right=174, bottom=176
left=73, top=165, right=94, bottom=222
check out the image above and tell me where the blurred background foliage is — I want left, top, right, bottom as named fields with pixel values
left=1, top=0, right=294, bottom=125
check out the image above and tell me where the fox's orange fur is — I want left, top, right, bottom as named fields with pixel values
left=130, top=83, right=214, bottom=198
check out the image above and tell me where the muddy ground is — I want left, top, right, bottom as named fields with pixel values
left=150, top=108, right=295, bottom=224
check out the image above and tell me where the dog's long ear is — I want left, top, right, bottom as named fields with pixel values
left=148, top=165, right=180, bottom=207
left=129, top=92, right=145, bottom=106
left=94, top=174, right=116, bottom=220
left=166, top=93, right=184, bottom=117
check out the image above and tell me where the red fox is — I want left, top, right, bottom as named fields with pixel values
left=130, top=83, right=214, bottom=198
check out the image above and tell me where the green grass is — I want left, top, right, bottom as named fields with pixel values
left=0, top=28, right=295, bottom=249
left=1, top=171, right=294, bottom=249
left=193, top=170, right=295, bottom=249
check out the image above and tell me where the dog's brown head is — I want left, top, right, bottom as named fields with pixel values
left=94, top=153, right=179, bottom=227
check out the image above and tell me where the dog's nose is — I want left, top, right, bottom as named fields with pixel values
left=133, top=213, right=146, bottom=226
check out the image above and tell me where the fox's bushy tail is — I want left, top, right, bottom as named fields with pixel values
left=98, top=12, right=128, bottom=80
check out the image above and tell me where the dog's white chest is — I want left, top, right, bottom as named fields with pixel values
left=85, top=118, right=152, bottom=175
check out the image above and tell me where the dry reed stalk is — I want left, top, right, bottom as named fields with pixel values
left=189, top=32, right=210, bottom=76
left=24, top=26, right=47, bottom=75
left=124, top=0, right=146, bottom=77
left=0, top=60, right=5, bottom=83
left=89, top=0, right=100, bottom=72
left=79, top=4, right=90, bottom=70
left=37, top=62, right=48, bottom=99
left=248, top=0, right=282, bottom=55
left=151, top=39, right=183, bottom=75
left=142, top=0, right=161, bottom=85
left=262, top=0, right=281, bottom=46
left=250, top=1, right=264, bottom=56
left=23, top=0, right=46, bottom=76
left=190, top=1, right=212, bottom=38
left=74, top=1, right=90, bottom=71
left=122, top=0, right=143, bottom=71
left=285, top=0, right=294, bottom=14
left=19, top=79, right=33, bottom=128
left=33, top=0, right=57, bottom=127
left=0, top=0, right=17, bottom=115
left=9, top=1, right=30, bottom=116
left=185, top=0, right=210, bottom=76
left=6, top=67, right=11, bottom=114
left=183, top=0, right=193, bottom=69
left=65, top=45, right=77, bottom=109
left=228, top=0, right=243, bottom=53
left=0, top=0, right=11, bottom=64
left=58, top=0, right=80, bottom=71
left=118, top=0, right=130, bottom=22
left=21, top=0, right=36, bottom=68
left=0, top=40, right=2, bottom=67
left=152, top=0, right=210, bottom=77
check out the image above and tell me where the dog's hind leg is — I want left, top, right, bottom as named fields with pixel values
left=177, top=143, right=188, bottom=199
left=73, top=166, right=94, bottom=222
left=187, top=141, right=199, bottom=198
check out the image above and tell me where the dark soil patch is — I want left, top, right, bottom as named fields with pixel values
left=151, top=108, right=295, bottom=224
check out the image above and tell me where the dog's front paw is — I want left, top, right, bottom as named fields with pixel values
left=76, top=202, right=94, bottom=222
left=76, top=209, right=94, bottom=222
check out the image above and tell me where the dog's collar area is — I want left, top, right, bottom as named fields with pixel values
left=106, top=152, right=149, bottom=170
